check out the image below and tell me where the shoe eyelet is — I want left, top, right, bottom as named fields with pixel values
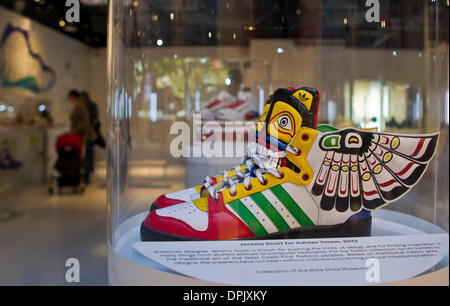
left=229, top=191, right=236, bottom=197
left=261, top=179, right=268, bottom=186
left=245, top=184, right=252, bottom=191
left=302, top=174, right=310, bottom=181
left=295, top=149, right=302, bottom=156
left=301, top=134, right=309, bottom=141
left=278, top=172, right=284, bottom=179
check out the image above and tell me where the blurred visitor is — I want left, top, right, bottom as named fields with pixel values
left=80, top=91, right=105, bottom=185
left=68, top=90, right=90, bottom=141
left=68, top=89, right=90, bottom=185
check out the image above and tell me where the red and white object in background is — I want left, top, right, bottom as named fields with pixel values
left=216, top=90, right=258, bottom=121
left=201, top=91, right=236, bottom=120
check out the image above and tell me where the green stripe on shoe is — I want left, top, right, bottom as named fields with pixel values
left=228, top=200, right=268, bottom=236
left=250, top=193, right=290, bottom=231
left=270, top=185, right=315, bottom=226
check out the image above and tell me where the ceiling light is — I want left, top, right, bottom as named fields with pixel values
left=59, top=20, right=66, bottom=27
left=277, top=48, right=284, bottom=54
left=157, top=39, right=163, bottom=46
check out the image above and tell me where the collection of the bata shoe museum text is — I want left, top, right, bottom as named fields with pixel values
left=106, top=1, right=449, bottom=286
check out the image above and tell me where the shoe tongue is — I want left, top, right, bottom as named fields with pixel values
left=256, top=87, right=320, bottom=152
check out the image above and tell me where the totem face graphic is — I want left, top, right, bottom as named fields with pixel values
left=266, top=101, right=303, bottom=145
left=257, top=100, right=304, bottom=146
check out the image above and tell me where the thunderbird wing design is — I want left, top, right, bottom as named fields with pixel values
left=310, top=128, right=439, bottom=212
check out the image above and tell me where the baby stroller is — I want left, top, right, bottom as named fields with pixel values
left=48, top=133, right=84, bottom=195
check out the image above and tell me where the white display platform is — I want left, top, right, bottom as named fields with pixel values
left=108, top=209, right=448, bottom=285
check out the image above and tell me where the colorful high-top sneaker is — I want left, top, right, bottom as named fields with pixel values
left=142, top=88, right=439, bottom=241
left=150, top=87, right=317, bottom=211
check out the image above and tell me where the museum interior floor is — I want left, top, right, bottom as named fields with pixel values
left=0, top=180, right=108, bottom=285
left=0, top=164, right=186, bottom=286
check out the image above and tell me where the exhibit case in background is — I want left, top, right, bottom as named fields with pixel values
left=106, top=0, right=449, bottom=285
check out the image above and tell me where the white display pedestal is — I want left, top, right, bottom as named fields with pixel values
left=108, top=209, right=448, bottom=285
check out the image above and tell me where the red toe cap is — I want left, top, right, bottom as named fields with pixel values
left=144, top=193, right=255, bottom=240
left=153, top=194, right=184, bottom=209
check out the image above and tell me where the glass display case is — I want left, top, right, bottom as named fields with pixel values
left=107, top=0, right=449, bottom=285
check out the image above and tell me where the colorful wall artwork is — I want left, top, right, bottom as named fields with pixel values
left=0, top=23, right=56, bottom=93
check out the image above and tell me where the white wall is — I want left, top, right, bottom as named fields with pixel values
left=0, top=7, right=92, bottom=124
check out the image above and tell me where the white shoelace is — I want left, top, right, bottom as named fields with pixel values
left=203, top=142, right=300, bottom=201
left=203, top=155, right=254, bottom=185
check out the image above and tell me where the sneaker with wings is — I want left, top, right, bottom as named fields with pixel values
left=142, top=87, right=438, bottom=241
